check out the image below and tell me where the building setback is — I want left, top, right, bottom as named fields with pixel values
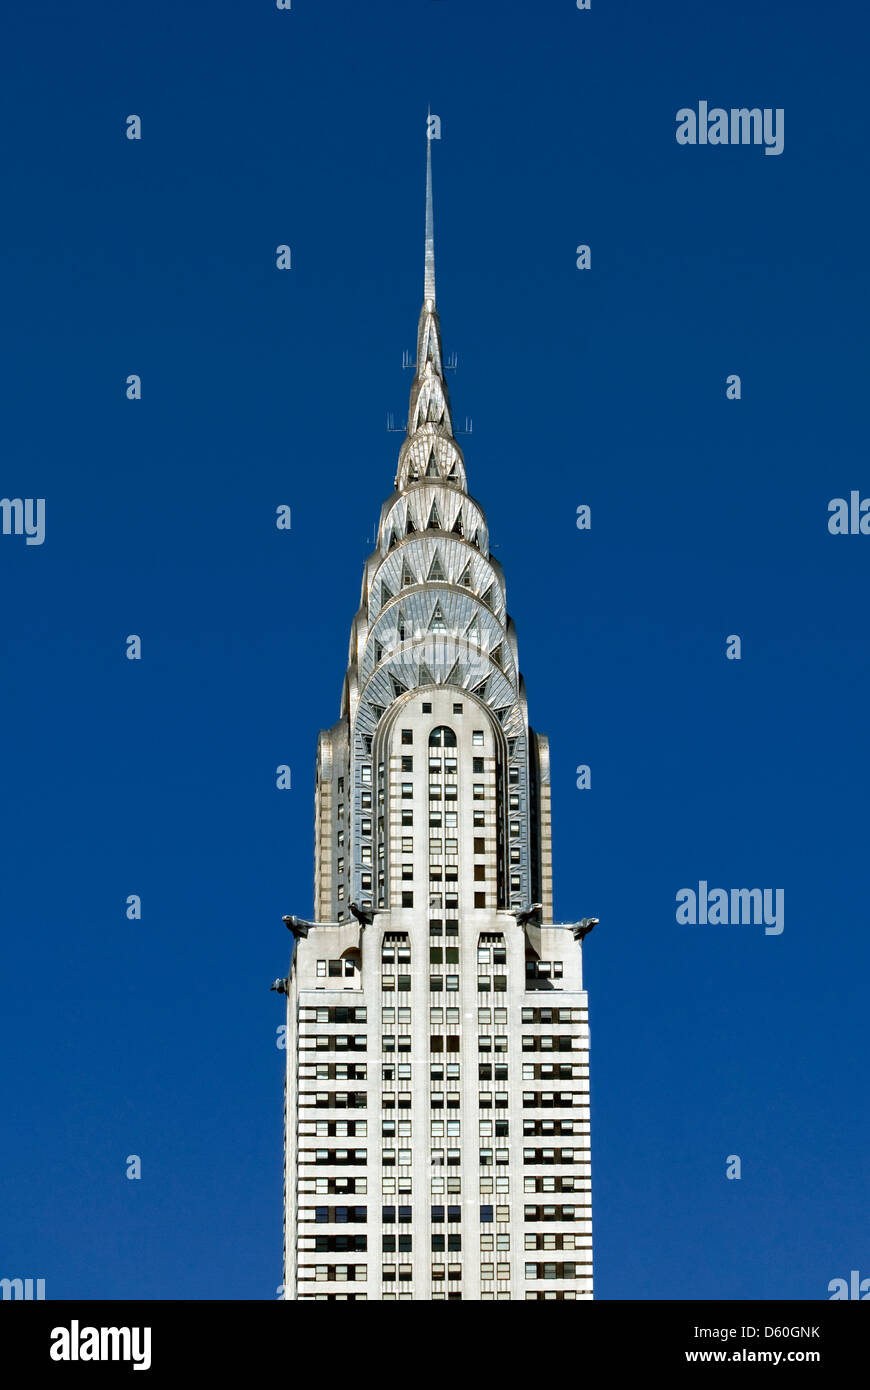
left=281, top=135, right=593, bottom=1301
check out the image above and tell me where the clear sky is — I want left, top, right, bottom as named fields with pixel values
left=1, top=0, right=868, bottom=1300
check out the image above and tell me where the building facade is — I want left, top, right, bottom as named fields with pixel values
left=281, top=136, right=593, bottom=1301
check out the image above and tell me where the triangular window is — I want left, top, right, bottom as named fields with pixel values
left=425, top=453, right=439, bottom=478
left=451, top=510, right=463, bottom=536
left=491, top=644, right=504, bottom=669
left=458, top=562, right=473, bottom=588
left=405, top=513, right=417, bottom=535
left=400, top=561, right=416, bottom=587
left=427, top=500, right=441, bottom=530
left=428, top=602, right=447, bottom=632
left=428, top=550, right=446, bottom=582
left=481, top=584, right=494, bottom=610
left=391, top=676, right=408, bottom=699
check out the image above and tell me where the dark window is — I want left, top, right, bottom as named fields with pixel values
left=431, top=1206, right=445, bottom=1222
left=474, top=837, right=485, bottom=853
left=422, top=702, right=432, bottom=713
left=398, top=1206, right=412, bottom=1222
left=480, top=1205, right=494, bottom=1223
left=401, top=729, right=413, bottom=744
left=382, top=1206, right=395, bottom=1222
left=474, top=892, right=486, bottom=908
left=401, top=892, right=414, bottom=908
left=432, top=1234, right=445, bottom=1251
left=428, top=726, right=457, bottom=747
left=315, top=1207, right=328, bottom=1223
left=448, top=1205, right=461, bottom=1222
left=473, top=758, right=484, bottom=773
left=401, top=756, right=413, bottom=772
left=453, top=703, right=463, bottom=714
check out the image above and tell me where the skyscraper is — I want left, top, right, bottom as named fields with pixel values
left=280, top=132, right=593, bottom=1302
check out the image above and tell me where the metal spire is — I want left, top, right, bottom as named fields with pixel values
left=424, top=117, right=436, bottom=306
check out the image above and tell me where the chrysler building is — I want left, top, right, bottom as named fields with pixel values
left=279, top=130, right=594, bottom=1301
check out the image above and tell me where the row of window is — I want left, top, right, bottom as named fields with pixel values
left=372, top=1149, right=519, bottom=1167
left=315, top=959, right=356, bottom=978
left=298, top=1011, right=580, bottom=1031
left=300, top=1088, right=588, bottom=1111
left=300, top=1117, right=584, bottom=1141
left=398, top=893, right=490, bottom=908
left=300, top=1122, right=366, bottom=1137
left=301, top=1093, right=367, bottom=1109
left=299, top=1175, right=531, bottom=1197
left=299, top=1064, right=585, bottom=1085
left=299, top=1007, right=367, bottom=1023
left=301, top=1196, right=592, bottom=1231
left=300, top=1029, right=583, bottom=1054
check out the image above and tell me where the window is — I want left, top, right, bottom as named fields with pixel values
left=401, top=892, right=414, bottom=908
left=401, top=729, right=413, bottom=745
left=401, top=756, right=413, bottom=772
left=401, top=783, right=413, bottom=799
left=475, top=893, right=486, bottom=909
left=452, top=703, right=463, bottom=714
left=422, top=702, right=432, bottom=713
left=480, top=1205, right=494, bottom=1223
left=472, top=730, right=484, bottom=746
left=401, top=836, right=414, bottom=853
left=317, top=960, right=326, bottom=977
left=428, top=726, right=457, bottom=747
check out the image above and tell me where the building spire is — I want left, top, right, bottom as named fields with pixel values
left=424, top=115, right=436, bottom=306
left=402, top=114, right=452, bottom=443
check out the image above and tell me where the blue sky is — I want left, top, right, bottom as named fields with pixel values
left=1, top=0, right=868, bottom=1299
